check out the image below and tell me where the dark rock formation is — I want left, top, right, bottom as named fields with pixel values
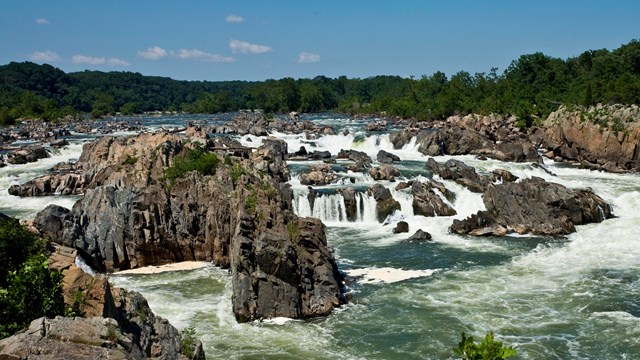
left=392, top=221, right=409, bottom=233
left=32, top=132, right=345, bottom=323
left=377, top=149, right=401, bottom=164
left=5, top=145, right=49, bottom=165
left=366, top=120, right=387, bottom=132
left=411, top=179, right=457, bottom=217
left=337, top=149, right=372, bottom=172
left=367, top=184, right=401, bottom=222
left=338, top=188, right=359, bottom=222
left=389, top=113, right=541, bottom=163
left=407, top=229, right=432, bottom=241
left=426, top=158, right=492, bottom=193
left=451, top=176, right=614, bottom=236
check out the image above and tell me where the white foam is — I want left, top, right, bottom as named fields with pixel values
left=345, top=267, right=438, bottom=284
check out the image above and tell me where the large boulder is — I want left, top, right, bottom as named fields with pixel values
left=451, top=176, right=614, bottom=236
left=377, top=150, right=401, bottom=164
left=367, top=184, right=401, bottom=222
left=300, top=163, right=339, bottom=185
left=411, top=179, right=457, bottom=217
left=368, top=164, right=401, bottom=181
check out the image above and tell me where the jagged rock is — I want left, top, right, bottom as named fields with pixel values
left=6, top=145, right=49, bottom=165
left=395, top=181, right=413, bottom=191
left=532, top=104, right=640, bottom=172
left=0, top=285, right=204, bottom=360
left=308, top=150, right=332, bottom=160
left=407, top=229, right=432, bottom=241
left=367, top=184, right=401, bottom=222
left=368, top=164, right=401, bottom=181
left=339, top=188, right=358, bottom=222
left=377, top=149, right=401, bottom=163
left=300, top=163, right=338, bottom=185
left=392, top=221, right=409, bottom=233
left=389, top=115, right=541, bottom=163
left=450, top=176, right=614, bottom=236
left=32, top=132, right=345, bottom=323
left=411, top=179, right=457, bottom=217
left=337, top=149, right=372, bottom=172
left=366, top=121, right=387, bottom=131
left=426, top=158, right=492, bottom=193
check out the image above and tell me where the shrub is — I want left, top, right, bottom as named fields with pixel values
left=180, top=326, right=197, bottom=358
left=453, top=332, right=517, bottom=360
left=122, top=155, right=137, bottom=165
left=0, top=254, right=64, bottom=338
left=165, top=148, right=220, bottom=186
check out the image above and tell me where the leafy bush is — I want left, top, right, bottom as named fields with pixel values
left=165, top=148, right=220, bottom=186
left=122, top=154, right=138, bottom=165
left=180, top=326, right=198, bottom=358
left=453, top=332, right=517, bottom=360
left=0, top=216, right=65, bottom=339
left=0, top=254, right=64, bottom=338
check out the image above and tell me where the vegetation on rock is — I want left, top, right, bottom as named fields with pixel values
left=0, top=217, right=65, bottom=339
left=453, top=332, right=517, bottom=360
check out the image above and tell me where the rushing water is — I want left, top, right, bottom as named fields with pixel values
left=4, top=114, right=640, bottom=359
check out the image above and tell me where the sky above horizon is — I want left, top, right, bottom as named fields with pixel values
left=1, top=1, right=639, bottom=82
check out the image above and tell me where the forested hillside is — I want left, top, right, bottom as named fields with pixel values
left=1, top=40, right=638, bottom=125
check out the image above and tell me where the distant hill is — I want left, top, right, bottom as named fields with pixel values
left=1, top=39, right=639, bottom=125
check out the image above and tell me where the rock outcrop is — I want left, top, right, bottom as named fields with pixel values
left=411, top=179, right=457, bottom=217
left=368, top=164, right=401, bottom=181
left=532, top=104, right=640, bottom=172
left=300, top=163, right=339, bottom=185
left=32, top=131, right=345, bottom=323
left=367, top=184, right=401, bottom=222
left=451, top=176, right=614, bottom=236
left=426, top=158, right=518, bottom=193
left=389, top=114, right=541, bottom=163
left=376, top=150, right=401, bottom=164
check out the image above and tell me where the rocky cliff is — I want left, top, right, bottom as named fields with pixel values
left=31, top=131, right=345, bottom=322
left=532, top=104, right=640, bottom=172
left=0, top=244, right=204, bottom=360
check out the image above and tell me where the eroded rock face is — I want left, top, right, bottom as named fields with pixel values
left=300, top=163, right=338, bottom=185
left=532, top=104, right=640, bottom=172
left=389, top=114, right=541, bottom=163
left=368, top=164, right=401, bottom=181
left=377, top=150, right=400, bottom=164
left=32, top=132, right=345, bottom=323
left=411, top=179, right=457, bottom=217
left=367, top=184, right=400, bottom=222
left=451, top=176, right=614, bottom=236
left=426, top=158, right=519, bottom=193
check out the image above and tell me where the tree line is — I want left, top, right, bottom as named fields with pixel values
left=1, top=39, right=639, bottom=126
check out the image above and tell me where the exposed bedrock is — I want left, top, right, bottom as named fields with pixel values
left=531, top=104, right=640, bottom=172
left=33, top=132, right=345, bottom=322
left=367, top=184, right=401, bottom=223
left=450, top=176, right=614, bottom=236
left=411, top=179, right=457, bottom=217
left=389, top=114, right=541, bottom=163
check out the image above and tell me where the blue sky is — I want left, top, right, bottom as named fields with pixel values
left=1, top=1, right=639, bottom=81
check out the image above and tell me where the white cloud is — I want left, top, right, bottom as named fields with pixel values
left=107, top=58, right=131, bottom=66
left=30, top=50, right=60, bottom=62
left=177, top=49, right=235, bottom=63
left=72, top=55, right=130, bottom=66
left=226, top=14, right=245, bottom=23
left=299, top=52, right=320, bottom=63
left=35, top=18, right=50, bottom=25
left=229, top=39, right=272, bottom=54
left=138, top=46, right=167, bottom=60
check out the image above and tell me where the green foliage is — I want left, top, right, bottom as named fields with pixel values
left=0, top=254, right=65, bottom=339
left=1, top=39, right=640, bottom=122
left=245, top=193, right=257, bottom=213
left=229, top=162, right=246, bottom=184
left=180, top=326, right=198, bottom=358
left=453, top=332, right=517, bottom=360
left=165, top=148, right=220, bottom=186
left=287, top=220, right=300, bottom=243
left=122, top=155, right=137, bottom=165
left=0, top=217, right=45, bottom=288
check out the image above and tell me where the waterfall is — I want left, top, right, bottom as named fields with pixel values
left=293, top=189, right=380, bottom=223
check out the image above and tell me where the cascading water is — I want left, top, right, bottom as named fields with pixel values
left=7, top=114, right=640, bottom=359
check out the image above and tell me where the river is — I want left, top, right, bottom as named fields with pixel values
left=3, top=114, right=639, bottom=359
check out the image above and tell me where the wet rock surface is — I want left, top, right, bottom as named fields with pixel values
left=451, top=176, right=614, bottom=236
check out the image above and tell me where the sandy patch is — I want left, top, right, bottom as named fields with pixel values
left=114, top=261, right=211, bottom=275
